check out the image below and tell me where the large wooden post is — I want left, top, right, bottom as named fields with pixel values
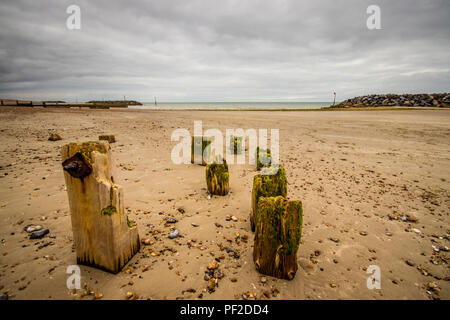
left=253, top=196, right=303, bottom=280
left=61, top=141, right=140, bottom=273
left=206, top=157, right=229, bottom=196
left=251, top=166, right=287, bottom=231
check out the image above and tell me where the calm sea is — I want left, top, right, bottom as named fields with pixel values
left=128, top=102, right=331, bottom=110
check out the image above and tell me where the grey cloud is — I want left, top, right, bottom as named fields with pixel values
left=0, top=0, right=449, bottom=102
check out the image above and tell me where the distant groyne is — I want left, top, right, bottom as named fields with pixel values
left=0, top=99, right=141, bottom=109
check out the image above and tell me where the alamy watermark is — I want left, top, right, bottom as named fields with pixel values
left=366, top=265, right=381, bottom=289
left=65, top=5, right=379, bottom=31
left=171, top=120, right=279, bottom=175
left=66, top=265, right=81, bottom=289
left=366, top=5, right=381, bottom=30
left=66, top=5, right=81, bottom=30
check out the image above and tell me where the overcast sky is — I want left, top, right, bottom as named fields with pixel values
left=0, top=0, right=449, bottom=102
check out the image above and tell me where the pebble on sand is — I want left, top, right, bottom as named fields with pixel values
left=24, top=225, right=42, bottom=233
left=48, top=133, right=62, bottom=141
left=29, top=228, right=49, bottom=239
left=207, top=260, right=219, bottom=270
left=169, top=229, right=179, bottom=239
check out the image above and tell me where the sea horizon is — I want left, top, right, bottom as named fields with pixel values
left=130, top=101, right=333, bottom=110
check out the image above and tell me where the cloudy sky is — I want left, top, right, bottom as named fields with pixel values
left=0, top=0, right=449, bottom=102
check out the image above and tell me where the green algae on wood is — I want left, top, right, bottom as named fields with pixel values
left=256, top=147, right=272, bottom=170
left=253, top=196, right=303, bottom=280
left=127, top=216, right=137, bottom=228
left=102, top=205, right=117, bottom=215
left=191, top=136, right=212, bottom=166
left=251, top=166, right=287, bottom=231
left=206, top=157, right=229, bottom=196
left=67, top=141, right=108, bottom=164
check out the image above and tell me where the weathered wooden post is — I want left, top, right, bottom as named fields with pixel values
left=61, top=141, right=140, bottom=273
left=250, top=166, right=287, bottom=231
left=206, top=157, right=229, bottom=196
left=256, top=147, right=272, bottom=170
left=99, top=134, right=116, bottom=143
left=253, top=196, right=303, bottom=280
left=230, top=136, right=243, bottom=154
left=191, top=136, right=212, bottom=166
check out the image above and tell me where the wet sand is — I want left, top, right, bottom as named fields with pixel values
left=0, top=107, right=448, bottom=300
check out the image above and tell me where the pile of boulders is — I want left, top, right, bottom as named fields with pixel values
left=330, top=93, right=450, bottom=108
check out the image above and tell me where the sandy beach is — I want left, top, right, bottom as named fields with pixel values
left=0, top=106, right=448, bottom=300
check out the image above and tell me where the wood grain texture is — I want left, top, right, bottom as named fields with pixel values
left=62, top=141, right=140, bottom=273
